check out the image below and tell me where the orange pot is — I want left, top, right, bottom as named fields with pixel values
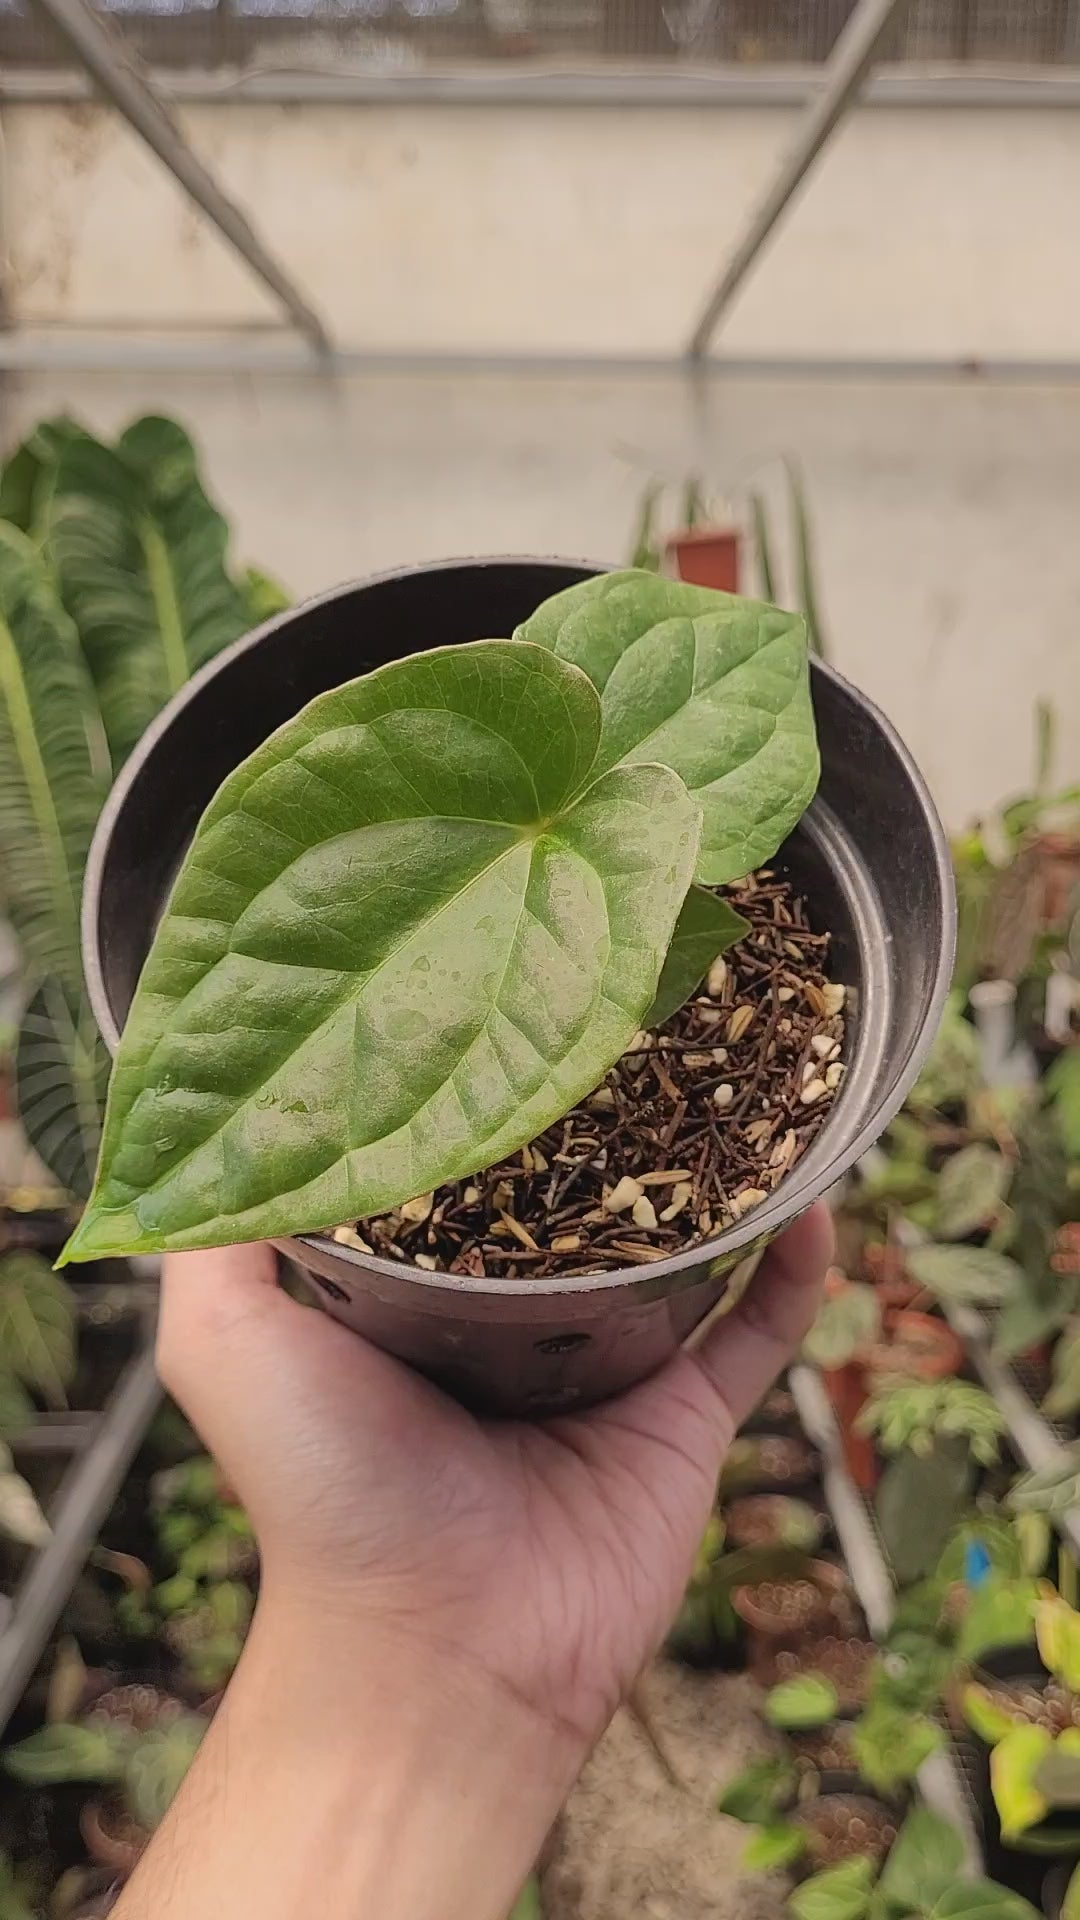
left=665, top=527, right=740, bottom=592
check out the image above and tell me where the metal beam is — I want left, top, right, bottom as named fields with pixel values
left=28, top=0, right=331, bottom=357
left=687, top=0, right=910, bottom=359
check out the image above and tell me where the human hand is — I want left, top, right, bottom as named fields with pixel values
left=133, top=1205, right=832, bottom=1920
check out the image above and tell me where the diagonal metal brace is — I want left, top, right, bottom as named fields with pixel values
left=687, top=0, right=909, bottom=360
left=29, top=0, right=332, bottom=357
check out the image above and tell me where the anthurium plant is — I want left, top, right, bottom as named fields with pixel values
left=964, top=1585, right=1080, bottom=1851
left=61, top=572, right=819, bottom=1263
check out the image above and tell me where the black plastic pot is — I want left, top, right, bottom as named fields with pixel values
left=963, top=1648, right=1080, bottom=1901
left=83, top=558, right=955, bottom=1416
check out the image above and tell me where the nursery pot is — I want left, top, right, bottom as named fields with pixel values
left=960, top=1647, right=1079, bottom=1900
left=665, top=527, right=740, bottom=592
left=870, top=1309, right=964, bottom=1384
left=80, top=1798, right=146, bottom=1879
left=731, top=1556, right=855, bottom=1678
left=83, top=557, right=955, bottom=1416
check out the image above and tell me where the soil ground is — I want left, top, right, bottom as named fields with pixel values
left=541, top=1661, right=788, bottom=1920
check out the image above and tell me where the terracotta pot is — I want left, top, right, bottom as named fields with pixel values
left=1034, top=833, right=1080, bottom=930
left=765, top=1634, right=878, bottom=1711
left=732, top=1558, right=856, bottom=1680
left=869, top=1309, right=963, bottom=1383
left=859, top=1241, right=924, bottom=1311
left=724, top=1494, right=827, bottom=1553
left=80, top=1798, right=147, bottom=1880
left=664, top=527, right=740, bottom=592
left=823, top=1361, right=877, bottom=1491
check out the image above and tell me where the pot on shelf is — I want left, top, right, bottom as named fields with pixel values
left=83, top=558, right=955, bottom=1416
left=665, top=526, right=741, bottom=592
left=731, top=1556, right=856, bottom=1679
left=80, top=1797, right=146, bottom=1880
left=869, top=1309, right=964, bottom=1384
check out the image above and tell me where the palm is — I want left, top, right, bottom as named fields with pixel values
left=158, top=1209, right=830, bottom=1746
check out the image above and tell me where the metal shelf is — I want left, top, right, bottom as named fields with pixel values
left=0, top=1318, right=161, bottom=1736
left=789, top=1362, right=984, bottom=1873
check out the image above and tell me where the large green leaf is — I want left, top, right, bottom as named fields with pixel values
left=0, top=523, right=106, bottom=996
left=0, top=417, right=89, bottom=540
left=878, top=1809, right=964, bottom=1913
left=46, top=416, right=253, bottom=771
left=16, top=977, right=109, bottom=1201
left=645, top=885, right=748, bottom=1026
left=63, top=641, right=701, bottom=1261
left=514, top=570, right=818, bottom=884
left=0, top=1252, right=76, bottom=1409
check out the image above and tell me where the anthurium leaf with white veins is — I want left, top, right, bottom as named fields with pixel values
left=62, top=640, right=702, bottom=1261
left=514, top=569, right=819, bottom=885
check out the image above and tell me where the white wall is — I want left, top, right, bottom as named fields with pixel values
left=2, top=98, right=1079, bottom=356
left=5, top=365, right=1079, bottom=831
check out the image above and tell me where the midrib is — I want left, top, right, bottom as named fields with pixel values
left=138, top=516, right=189, bottom=699
left=0, top=610, right=79, bottom=974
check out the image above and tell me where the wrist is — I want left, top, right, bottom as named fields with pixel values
left=143, top=1587, right=578, bottom=1920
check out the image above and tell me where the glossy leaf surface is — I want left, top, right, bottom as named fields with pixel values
left=645, top=884, right=748, bottom=1027
left=65, top=641, right=701, bottom=1260
left=515, top=570, right=818, bottom=884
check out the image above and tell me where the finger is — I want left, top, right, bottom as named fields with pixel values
left=691, top=1200, right=833, bottom=1432
left=157, top=1242, right=301, bottom=1455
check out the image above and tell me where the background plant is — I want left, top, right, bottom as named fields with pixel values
left=0, top=415, right=287, bottom=1203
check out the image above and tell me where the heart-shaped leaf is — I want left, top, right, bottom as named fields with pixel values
left=789, top=1858, right=876, bottom=1920
left=765, top=1673, right=839, bottom=1730
left=905, top=1245, right=1022, bottom=1306
left=933, top=1144, right=1011, bottom=1241
left=63, top=642, right=701, bottom=1261
left=515, top=570, right=818, bottom=884
left=645, top=884, right=748, bottom=1026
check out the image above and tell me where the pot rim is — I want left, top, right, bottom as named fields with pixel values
left=83, top=554, right=956, bottom=1300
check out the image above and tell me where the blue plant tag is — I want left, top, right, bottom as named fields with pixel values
left=965, top=1540, right=992, bottom=1589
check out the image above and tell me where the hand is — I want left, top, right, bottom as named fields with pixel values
left=132, top=1203, right=832, bottom=1920
left=159, top=1205, right=831, bottom=1751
